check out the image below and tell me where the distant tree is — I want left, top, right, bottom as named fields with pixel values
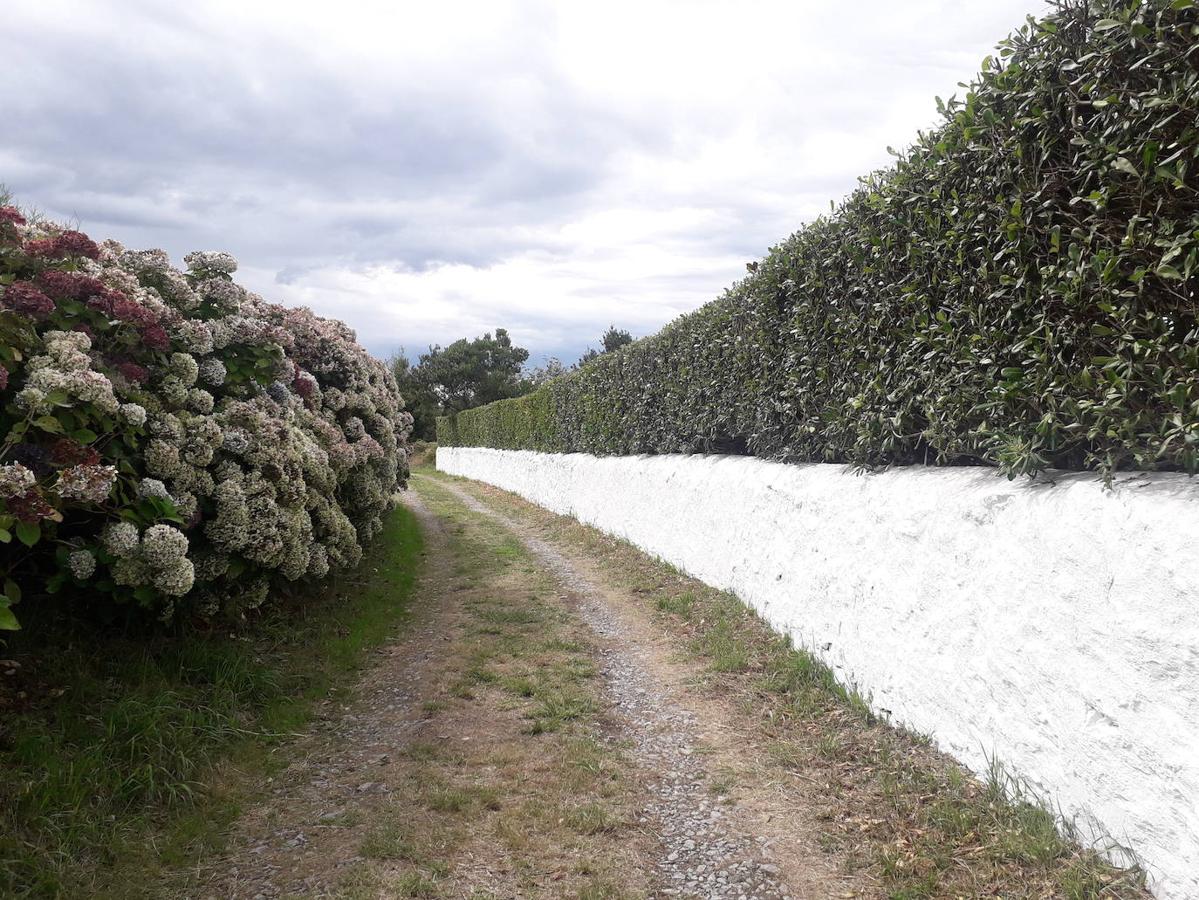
left=389, top=350, right=439, bottom=441
left=523, top=356, right=570, bottom=389
left=578, top=325, right=633, bottom=366
left=397, top=329, right=530, bottom=439
left=601, top=325, right=633, bottom=353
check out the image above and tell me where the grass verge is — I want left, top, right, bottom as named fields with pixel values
left=0, top=504, right=423, bottom=898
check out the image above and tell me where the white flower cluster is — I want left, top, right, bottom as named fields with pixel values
left=184, top=250, right=238, bottom=275
left=198, top=357, right=226, bottom=386
left=173, top=320, right=214, bottom=354
left=55, top=464, right=118, bottom=504
left=0, top=463, right=36, bottom=498
left=102, top=521, right=140, bottom=557
left=111, top=523, right=195, bottom=596
left=137, top=478, right=173, bottom=501
left=120, top=403, right=148, bottom=427
left=18, top=331, right=119, bottom=415
left=69, top=549, right=96, bottom=580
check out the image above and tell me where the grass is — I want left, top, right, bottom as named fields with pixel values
left=0, top=504, right=424, bottom=898
left=429, top=469, right=1148, bottom=900
left=653, top=578, right=1146, bottom=896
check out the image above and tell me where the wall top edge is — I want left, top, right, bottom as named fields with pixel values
left=438, top=446, right=1199, bottom=500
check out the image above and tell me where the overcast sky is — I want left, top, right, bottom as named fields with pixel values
left=3, top=0, right=1050, bottom=366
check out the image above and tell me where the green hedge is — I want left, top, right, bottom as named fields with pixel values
left=441, top=0, right=1199, bottom=478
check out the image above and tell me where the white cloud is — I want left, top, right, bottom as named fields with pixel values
left=2, top=0, right=1051, bottom=364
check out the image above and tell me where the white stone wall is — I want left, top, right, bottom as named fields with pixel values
left=437, top=446, right=1199, bottom=898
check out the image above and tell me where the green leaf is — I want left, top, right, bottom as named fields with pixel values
left=33, top=415, right=65, bottom=434
left=0, top=528, right=10, bottom=544
left=1094, top=18, right=1123, bottom=30
left=3, top=579, right=20, bottom=605
left=0, top=599, right=19, bottom=631
left=15, top=521, right=40, bottom=548
left=1156, top=264, right=1183, bottom=280
left=72, top=428, right=99, bottom=443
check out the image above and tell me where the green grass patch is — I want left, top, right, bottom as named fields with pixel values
left=0, top=505, right=424, bottom=898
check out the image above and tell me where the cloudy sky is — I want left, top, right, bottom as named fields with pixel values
left=3, top=0, right=1050, bottom=366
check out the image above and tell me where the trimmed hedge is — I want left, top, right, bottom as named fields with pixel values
left=440, top=0, right=1199, bottom=478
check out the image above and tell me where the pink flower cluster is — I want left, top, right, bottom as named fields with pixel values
left=2, top=282, right=56, bottom=319
left=23, top=230, right=100, bottom=260
left=36, top=271, right=106, bottom=300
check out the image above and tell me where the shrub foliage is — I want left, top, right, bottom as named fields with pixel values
left=440, top=0, right=1199, bottom=478
left=0, top=209, right=411, bottom=630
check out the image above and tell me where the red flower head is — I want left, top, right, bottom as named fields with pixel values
left=1, top=282, right=56, bottom=319
left=86, top=290, right=115, bottom=316
left=140, top=323, right=170, bottom=352
left=114, top=360, right=149, bottom=384
left=87, top=288, right=158, bottom=328
left=292, top=363, right=317, bottom=403
left=37, top=270, right=105, bottom=301
left=0, top=206, right=26, bottom=226
left=0, top=364, right=8, bottom=391
left=23, top=237, right=59, bottom=258
left=50, top=438, right=101, bottom=467
left=23, top=230, right=101, bottom=260
left=6, top=490, right=55, bottom=524
left=53, top=230, right=100, bottom=260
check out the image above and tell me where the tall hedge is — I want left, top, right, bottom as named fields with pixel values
left=440, top=0, right=1199, bottom=478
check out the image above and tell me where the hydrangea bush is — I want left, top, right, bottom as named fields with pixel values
left=0, top=207, right=411, bottom=630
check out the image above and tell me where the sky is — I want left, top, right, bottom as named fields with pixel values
left=2, top=0, right=1051, bottom=367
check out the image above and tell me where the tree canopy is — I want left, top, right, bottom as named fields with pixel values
left=579, top=325, right=633, bottom=365
left=393, top=329, right=531, bottom=440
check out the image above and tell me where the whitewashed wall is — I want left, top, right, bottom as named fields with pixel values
left=437, top=446, right=1199, bottom=898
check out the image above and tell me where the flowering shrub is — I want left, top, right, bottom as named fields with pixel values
left=0, top=208, right=411, bottom=630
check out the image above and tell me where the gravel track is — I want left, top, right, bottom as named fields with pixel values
left=435, top=479, right=794, bottom=900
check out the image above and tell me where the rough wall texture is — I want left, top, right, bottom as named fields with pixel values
left=438, top=447, right=1199, bottom=898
